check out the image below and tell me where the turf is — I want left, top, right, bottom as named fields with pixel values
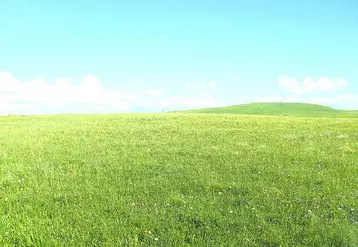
left=182, top=102, right=358, bottom=118
left=0, top=114, right=357, bottom=246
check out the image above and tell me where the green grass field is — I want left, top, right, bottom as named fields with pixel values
left=183, top=102, right=358, bottom=118
left=1, top=113, right=357, bottom=246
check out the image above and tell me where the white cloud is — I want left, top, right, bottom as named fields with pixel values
left=279, top=76, right=348, bottom=94
left=273, top=75, right=357, bottom=109
left=256, top=93, right=358, bottom=110
left=146, top=89, right=163, bottom=97
left=187, top=83, right=204, bottom=90
left=0, top=96, right=11, bottom=114
left=187, top=80, right=217, bottom=90
left=210, top=81, right=217, bottom=89
left=0, top=71, right=22, bottom=93
left=308, top=94, right=358, bottom=109
left=0, top=71, right=224, bottom=115
left=228, top=74, right=239, bottom=81
left=0, top=72, right=132, bottom=115
left=166, top=96, right=218, bottom=110
left=2, top=71, right=354, bottom=115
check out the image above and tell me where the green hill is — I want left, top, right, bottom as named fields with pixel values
left=182, top=102, right=358, bottom=117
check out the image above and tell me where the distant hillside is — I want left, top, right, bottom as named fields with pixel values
left=181, top=102, right=358, bottom=117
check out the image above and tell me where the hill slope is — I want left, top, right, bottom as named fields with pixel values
left=182, top=102, right=358, bottom=117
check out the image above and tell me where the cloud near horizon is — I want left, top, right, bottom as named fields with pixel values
left=258, top=76, right=357, bottom=109
left=0, top=71, right=132, bottom=114
left=187, top=81, right=217, bottom=91
left=279, top=76, right=348, bottom=95
left=0, top=71, right=220, bottom=115
left=257, top=93, right=358, bottom=110
left=1, top=71, right=357, bottom=115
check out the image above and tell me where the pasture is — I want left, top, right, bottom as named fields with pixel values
left=0, top=114, right=357, bottom=246
left=183, top=102, right=358, bottom=118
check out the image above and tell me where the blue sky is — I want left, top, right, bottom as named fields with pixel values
left=1, top=0, right=357, bottom=114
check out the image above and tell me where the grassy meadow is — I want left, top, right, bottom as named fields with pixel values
left=0, top=113, right=357, bottom=246
left=183, top=102, right=358, bottom=118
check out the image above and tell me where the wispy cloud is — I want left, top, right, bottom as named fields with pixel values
left=308, top=94, right=358, bottom=108
left=279, top=76, right=348, bottom=94
left=210, top=81, right=217, bottom=89
left=146, top=89, right=163, bottom=97
left=0, top=71, right=222, bottom=115
left=257, top=94, right=358, bottom=110
left=187, top=80, right=217, bottom=91
left=2, top=71, right=355, bottom=115
left=165, top=96, right=218, bottom=110
left=271, top=75, right=358, bottom=109
left=0, top=71, right=132, bottom=114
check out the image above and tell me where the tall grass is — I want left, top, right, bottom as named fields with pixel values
left=0, top=114, right=357, bottom=246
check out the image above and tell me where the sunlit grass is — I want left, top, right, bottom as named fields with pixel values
left=183, top=102, right=358, bottom=118
left=0, top=114, right=357, bottom=246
